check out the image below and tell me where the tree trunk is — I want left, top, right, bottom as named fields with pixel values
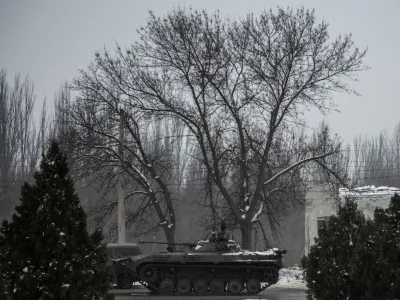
left=164, top=226, right=176, bottom=251
left=241, top=221, right=253, bottom=251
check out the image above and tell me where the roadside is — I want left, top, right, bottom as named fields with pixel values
left=112, top=289, right=307, bottom=300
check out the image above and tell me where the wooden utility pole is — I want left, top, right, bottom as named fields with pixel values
left=117, top=108, right=125, bottom=244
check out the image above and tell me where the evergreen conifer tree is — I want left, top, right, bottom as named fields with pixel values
left=0, top=141, right=112, bottom=300
left=351, top=193, right=400, bottom=299
left=302, top=198, right=365, bottom=300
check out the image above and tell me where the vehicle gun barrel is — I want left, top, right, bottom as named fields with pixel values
left=139, top=240, right=196, bottom=247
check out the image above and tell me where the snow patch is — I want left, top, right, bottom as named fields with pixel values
left=111, top=257, right=132, bottom=263
left=22, top=267, right=28, bottom=273
left=244, top=194, right=250, bottom=204
left=60, top=232, right=66, bottom=236
left=196, top=240, right=208, bottom=244
left=270, top=267, right=307, bottom=290
left=251, top=203, right=263, bottom=222
left=339, top=185, right=400, bottom=197
left=245, top=205, right=250, bottom=212
left=222, top=249, right=275, bottom=256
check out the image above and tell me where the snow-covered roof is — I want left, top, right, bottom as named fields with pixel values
left=339, top=185, right=400, bottom=197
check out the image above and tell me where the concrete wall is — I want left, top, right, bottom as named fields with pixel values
left=274, top=205, right=305, bottom=266
left=347, top=194, right=391, bottom=219
left=304, top=185, right=337, bottom=255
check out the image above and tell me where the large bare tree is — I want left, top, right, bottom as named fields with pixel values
left=71, top=7, right=367, bottom=249
left=65, top=84, right=195, bottom=246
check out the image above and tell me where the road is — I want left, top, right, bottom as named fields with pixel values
left=109, top=287, right=307, bottom=300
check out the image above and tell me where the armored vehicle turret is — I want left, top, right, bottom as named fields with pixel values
left=111, top=238, right=286, bottom=295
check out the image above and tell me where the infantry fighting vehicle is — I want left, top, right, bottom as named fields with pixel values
left=106, top=243, right=142, bottom=289
left=111, top=239, right=286, bottom=295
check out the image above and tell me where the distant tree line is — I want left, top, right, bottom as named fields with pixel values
left=308, top=123, right=400, bottom=189
left=0, top=69, right=50, bottom=219
left=351, top=126, right=400, bottom=187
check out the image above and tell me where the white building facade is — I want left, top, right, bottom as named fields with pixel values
left=304, top=184, right=400, bottom=255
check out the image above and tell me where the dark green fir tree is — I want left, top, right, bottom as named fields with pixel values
left=302, top=198, right=365, bottom=300
left=351, top=193, right=400, bottom=300
left=0, top=141, right=112, bottom=300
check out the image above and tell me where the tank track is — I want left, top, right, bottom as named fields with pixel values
left=137, top=262, right=278, bottom=296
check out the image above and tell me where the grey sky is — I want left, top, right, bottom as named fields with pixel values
left=1, top=0, right=399, bottom=144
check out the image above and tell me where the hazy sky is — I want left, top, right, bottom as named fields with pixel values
left=1, top=0, right=399, bottom=144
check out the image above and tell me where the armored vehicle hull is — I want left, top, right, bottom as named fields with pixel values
left=112, top=240, right=285, bottom=295
left=106, top=243, right=141, bottom=289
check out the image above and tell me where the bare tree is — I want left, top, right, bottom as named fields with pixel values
left=349, top=123, right=400, bottom=188
left=391, top=123, right=400, bottom=186
left=0, top=69, right=17, bottom=217
left=71, top=7, right=367, bottom=249
left=65, top=79, right=198, bottom=246
left=50, top=83, right=73, bottom=142
left=307, top=121, right=351, bottom=186
left=0, top=69, right=48, bottom=218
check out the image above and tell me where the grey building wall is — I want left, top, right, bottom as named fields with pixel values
left=304, top=184, right=338, bottom=255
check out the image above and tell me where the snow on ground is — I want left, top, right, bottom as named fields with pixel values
left=269, top=267, right=307, bottom=290
left=112, top=282, right=143, bottom=288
